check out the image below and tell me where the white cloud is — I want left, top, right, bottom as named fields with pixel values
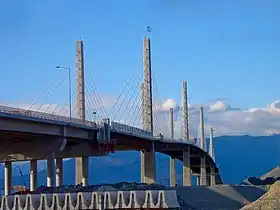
left=158, top=99, right=280, bottom=138
left=208, top=101, right=232, bottom=112
left=2, top=97, right=280, bottom=137
left=162, top=98, right=177, bottom=110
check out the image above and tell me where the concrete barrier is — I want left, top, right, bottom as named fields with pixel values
left=0, top=190, right=179, bottom=209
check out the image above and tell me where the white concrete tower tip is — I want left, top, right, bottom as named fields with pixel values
left=199, top=105, right=205, bottom=151
left=209, top=127, right=215, bottom=162
left=182, top=80, right=189, bottom=141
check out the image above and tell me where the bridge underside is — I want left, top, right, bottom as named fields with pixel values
left=0, top=131, right=217, bottom=169
left=111, top=133, right=220, bottom=177
left=0, top=130, right=222, bottom=184
left=0, top=130, right=105, bottom=161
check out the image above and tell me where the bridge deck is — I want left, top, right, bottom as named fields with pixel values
left=0, top=105, right=221, bottom=183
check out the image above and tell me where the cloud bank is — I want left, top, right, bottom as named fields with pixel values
left=2, top=97, right=280, bottom=137
left=170, top=99, right=280, bottom=137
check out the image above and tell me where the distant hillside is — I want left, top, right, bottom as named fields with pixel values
left=215, top=135, right=280, bottom=183
left=242, top=165, right=280, bottom=185
left=0, top=135, right=280, bottom=188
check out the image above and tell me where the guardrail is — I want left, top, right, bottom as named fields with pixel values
left=111, top=121, right=153, bottom=138
left=0, top=106, right=203, bottom=151
left=0, top=105, right=97, bottom=128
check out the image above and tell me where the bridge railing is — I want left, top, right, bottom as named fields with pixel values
left=0, top=106, right=205, bottom=152
left=0, top=105, right=98, bottom=128
left=111, top=121, right=153, bottom=138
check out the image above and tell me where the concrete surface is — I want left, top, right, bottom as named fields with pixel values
left=175, top=184, right=266, bottom=210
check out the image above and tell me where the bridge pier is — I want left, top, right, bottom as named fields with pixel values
left=169, top=108, right=176, bottom=187
left=47, top=152, right=55, bottom=187
left=140, top=37, right=156, bottom=184
left=200, top=154, right=207, bottom=186
left=76, top=157, right=88, bottom=186
left=170, top=157, right=176, bottom=187
left=75, top=40, right=89, bottom=186
left=30, top=160, right=37, bottom=191
left=210, top=165, right=216, bottom=185
left=56, top=157, right=63, bottom=187
left=182, top=81, right=192, bottom=186
left=196, top=175, right=200, bottom=186
left=183, top=147, right=191, bottom=186
left=141, top=150, right=156, bottom=184
left=4, top=161, right=12, bottom=195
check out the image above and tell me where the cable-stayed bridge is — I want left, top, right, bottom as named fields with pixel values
left=0, top=37, right=221, bottom=196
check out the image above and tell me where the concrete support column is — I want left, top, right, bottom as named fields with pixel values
left=200, top=106, right=205, bottom=151
left=196, top=176, right=200, bottom=186
left=56, top=157, right=63, bottom=187
left=4, top=161, right=12, bottom=195
left=200, top=154, right=207, bottom=186
left=47, top=152, right=55, bottom=187
left=210, top=165, right=216, bottom=186
left=140, top=150, right=144, bottom=182
left=170, top=157, right=176, bottom=187
left=30, top=160, right=37, bottom=191
left=75, top=40, right=89, bottom=186
left=141, top=150, right=156, bottom=184
left=140, top=37, right=156, bottom=184
left=206, top=174, right=211, bottom=186
left=76, top=157, right=88, bottom=186
left=183, top=147, right=191, bottom=186
left=209, top=127, right=215, bottom=161
left=169, top=108, right=176, bottom=187
left=182, top=80, right=189, bottom=141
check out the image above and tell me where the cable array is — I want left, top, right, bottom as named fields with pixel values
left=107, top=58, right=192, bottom=139
left=25, top=74, right=76, bottom=120
left=108, top=60, right=145, bottom=128
left=84, top=70, right=108, bottom=122
left=175, top=105, right=194, bottom=141
left=151, top=71, right=170, bottom=137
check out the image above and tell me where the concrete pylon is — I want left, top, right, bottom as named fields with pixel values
left=182, top=81, right=191, bottom=186
left=199, top=106, right=205, bottom=151
left=169, top=108, right=176, bottom=187
left=4, top=161, right=12, bottom=195
left=196, top=175, right=200, bottom=186
left=141, top=37, right=156, bottom=184
left=209, top=127, right=215, bottom=162
left=210, top=165, right=216, bottom=186
left=182, top=81, right=189, bottom=141
left=200, top=153, right=207, bottom=186
left=47, top=152, right=55, bottom=187
left=199, top=106, right=207, bottom=186
left=140, top=83, right=145, bottom=129
left=30, top=160, right=37, bottom=191
left=183, top=147, right=191, bottom=186
left=56, top=157, right=63, bottom=187
left=76, top=40, right=88, bottom=186
left=140, top=83, right=145, bottom=182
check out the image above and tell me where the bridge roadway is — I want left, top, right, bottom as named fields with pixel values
left=0, top=105, right=221, bottom=184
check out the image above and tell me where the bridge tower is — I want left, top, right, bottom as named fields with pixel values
left=199, top=106, right=205, bottom=151
left=182, top=81, right=191, bottom=186
left=209, top=126, right=216, bottom=185
left=75, top=40, right=89, bottom=186
left=141, top=37, right=156, bottom=184
left=199, top=106, right=207, bottom=185
left=169, top=108, right=176, bottom=187
left=182, top=80, right=189, bottom=141
left=209, top=127, right=215, bottom=162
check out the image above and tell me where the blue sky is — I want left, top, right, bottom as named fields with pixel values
left=1, top=0, right=280, bottom=109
